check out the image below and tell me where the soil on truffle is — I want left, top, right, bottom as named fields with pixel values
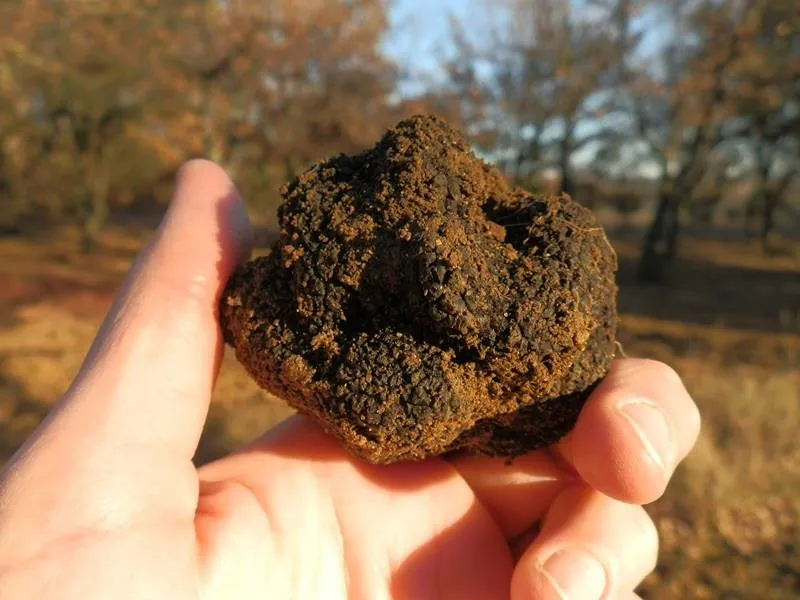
left=220, top=115, right=618, bottom=464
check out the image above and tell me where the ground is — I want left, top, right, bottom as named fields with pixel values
left=1, top=221, right=798, bottom=598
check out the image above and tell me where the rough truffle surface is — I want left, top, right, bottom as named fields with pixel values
left=220, top=115, right=618, bottom=463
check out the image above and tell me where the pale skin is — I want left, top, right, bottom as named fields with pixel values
left=0, top=160, right=701, bottom=599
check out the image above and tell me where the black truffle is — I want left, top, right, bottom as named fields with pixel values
left=220, top=115, right=618, bottom=464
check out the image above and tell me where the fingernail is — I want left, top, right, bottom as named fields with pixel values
left=540, top=548, right=607, bottom=599
left=617, top=398, right=673, bottom=473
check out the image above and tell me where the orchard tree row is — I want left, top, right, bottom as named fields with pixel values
left=0, top=0, right=797, bottom=280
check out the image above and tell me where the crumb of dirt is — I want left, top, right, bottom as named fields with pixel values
left=220, top=115, right=618, bottom=464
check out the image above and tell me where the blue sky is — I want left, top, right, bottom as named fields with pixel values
left=384, top=0, right=668, bottom=80
left=382, top=0, right=667, bottom=177
left=383, top=0, right=472, bottom=81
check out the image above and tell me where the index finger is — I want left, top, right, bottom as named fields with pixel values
left=556, top=358, right=701, bottom=504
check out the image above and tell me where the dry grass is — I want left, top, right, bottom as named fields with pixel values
left=1, top=223, right=799, bottom=598
left=611, top=233, right=800, bottom=598
left=637, top=359, right=800, bottom=598
left=0, top=224, right=294, bottom=467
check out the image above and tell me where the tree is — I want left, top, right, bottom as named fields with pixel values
left=444, top=0, right=631, bottom=196
left=0, top=0, right=402, bottom=243
left=1, top=0, right=181, bottom=248
left=631, top=0, right=800, bottom=279
left=728, top=0, right=799, bottom=249
left=634, top=0, right=757, bottom=282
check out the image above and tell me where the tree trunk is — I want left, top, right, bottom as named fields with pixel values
left=744, top=196, right=760, bottom=239
left=284, top=155, right=297, bottom=182
left=636, top=186, right=681, bottom=284
left=750, top=141, right=773, bottom=250
left=79, top=197, right=108, bottom=252
left=78, top=170, right=110, bottom=253
left=559, top=137, right=573, bottom=198
left=760, top=167, right=795, bottom=253
left=561, top=166, right=574, bottom=199
left=761, top=189, right=776, bottom=252
left=636, top=24, right=738, bottom=282
left=513, top=127, right=544, bottom=189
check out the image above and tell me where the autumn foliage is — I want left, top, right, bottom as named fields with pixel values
left=1, top=0, right=797, bottom=262
left=0, top=0, right=416, bottom=245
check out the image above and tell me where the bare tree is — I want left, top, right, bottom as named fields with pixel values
left=731, top=0, right=799, bottom=248
left=445, top=0, right=631, bottom=196
left=634, top=0, right=756, bottom=282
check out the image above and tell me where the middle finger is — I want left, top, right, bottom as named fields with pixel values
left=450, top=449, right=577, bottom=540
left=510, top=486, right=659, bottom=600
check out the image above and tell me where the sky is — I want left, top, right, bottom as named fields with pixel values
left=383, top=0, right=668, bottom=91
left=382, top=0, right=669, bottom=177
left=383, top=0, right=474, bottom=87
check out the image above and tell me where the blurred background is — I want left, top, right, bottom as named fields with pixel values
left=0, top=0, right=797, bottom=596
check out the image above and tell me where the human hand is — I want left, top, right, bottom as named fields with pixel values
left=0, top=160, right=701, bottom=599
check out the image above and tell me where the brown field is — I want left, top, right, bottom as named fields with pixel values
left=1, top=222, right=799, bottom=598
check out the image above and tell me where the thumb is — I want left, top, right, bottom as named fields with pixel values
left=0, top=160, right=251, bottom=538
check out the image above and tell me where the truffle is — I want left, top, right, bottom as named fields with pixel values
left=220, top=115, right=618, bottom=464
